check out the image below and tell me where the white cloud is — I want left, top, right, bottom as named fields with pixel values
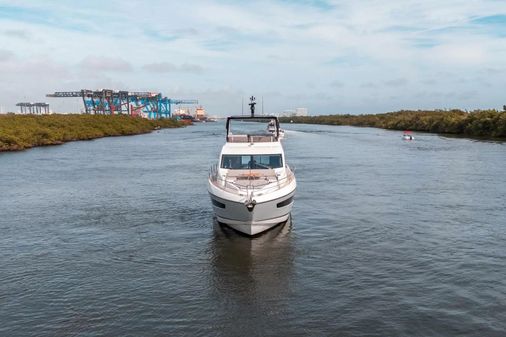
left=0, top=49, right=15, bottom=61
left=79, top=56, right=132, bottom=72
left=428, top=44, right=487, bottom=66
left=1, top=0, right=506, bottom=114
left=143, top=62, right=204, bottom=73
left=3, top=29, right=31, bottom=40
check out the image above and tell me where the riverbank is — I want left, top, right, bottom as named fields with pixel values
left=0, top=114, right=185, bottom=152
left=280, top=110, right=506, bottom=139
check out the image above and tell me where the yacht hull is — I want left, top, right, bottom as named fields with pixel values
left=209, top=191, right=295, bottom=236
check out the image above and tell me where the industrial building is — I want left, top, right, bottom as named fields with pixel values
left=279, top=107, right=308, bottom=117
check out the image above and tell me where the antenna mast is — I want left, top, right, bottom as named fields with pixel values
left=248, top=96, right=256, bottom=117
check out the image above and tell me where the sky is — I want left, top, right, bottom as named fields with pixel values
left=0, top=0, right=506, bottom=116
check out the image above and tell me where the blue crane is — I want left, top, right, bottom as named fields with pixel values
left=47, top=89, right=198, bottom=118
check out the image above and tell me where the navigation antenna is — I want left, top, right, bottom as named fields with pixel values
left=249, top=96, right=256, bottom=117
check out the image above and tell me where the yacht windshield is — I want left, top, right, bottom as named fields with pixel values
left=229, top=119, right=276, bottom=135
left=221, top=154, right=283, bottom=169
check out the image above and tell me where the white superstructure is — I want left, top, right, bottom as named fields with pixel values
left=208, top=115, right=296, bottom=235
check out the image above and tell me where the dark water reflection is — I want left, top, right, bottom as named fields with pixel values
left=209, top=221, right=295, bottom=335
left=1, top=122, right=505, bottom=336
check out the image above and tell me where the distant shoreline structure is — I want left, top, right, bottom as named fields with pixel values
left=280, top=109, right=506, bottom=139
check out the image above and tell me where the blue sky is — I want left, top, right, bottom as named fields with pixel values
left=1, top=0, right=506, bottom=115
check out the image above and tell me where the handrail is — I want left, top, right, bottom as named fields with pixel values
left=209, top=165, right=295, bottom=196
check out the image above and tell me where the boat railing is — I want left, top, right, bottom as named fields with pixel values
left=209, top=164, right=295, bottom=195
left=227, top=134, right=276, bottom=143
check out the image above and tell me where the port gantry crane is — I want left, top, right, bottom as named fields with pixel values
left=16, top=102, right=50, bottom=114
left=46, top=89, right=198, bottom=119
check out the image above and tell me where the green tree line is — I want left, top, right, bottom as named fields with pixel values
left=280, top=110, right=506, bottom=138
left=0, top=114, right=184, bottom=151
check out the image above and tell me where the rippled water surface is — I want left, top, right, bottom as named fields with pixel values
left=1, top=123, right=505, bottom=336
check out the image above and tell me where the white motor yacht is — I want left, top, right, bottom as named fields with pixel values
left=402, top=131, right=414, bottom=140
left=208, top=98, right=296, bottom=236
left=267, top=121, right=285, bottom=139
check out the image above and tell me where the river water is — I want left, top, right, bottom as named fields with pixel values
left=1, top=122, right=505, bottom=336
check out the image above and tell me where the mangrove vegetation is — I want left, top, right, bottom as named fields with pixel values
left=0, top=114, right=184, bottom=152
left=280, top=109, right=506, bottom=139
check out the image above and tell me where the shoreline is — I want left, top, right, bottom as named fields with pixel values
left=280, top=109, right=506, bottom=140
left=0, top=114, right=187, bottom=152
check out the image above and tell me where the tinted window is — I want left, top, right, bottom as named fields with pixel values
left=211, top=198, right=226, bottom=208
left=221, top=154, right=283, bottom=169
left=277, top=196, right=293, bottom=208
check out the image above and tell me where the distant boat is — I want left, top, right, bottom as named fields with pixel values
left=267, top=121, right=276, bottom=133
left=267, top=121, right=285, bottom=139
left=402, top=131, right=414, bottom=140
left=194, top=106, right=207, bottom=122
left=176, top=114, right=194, bottom=124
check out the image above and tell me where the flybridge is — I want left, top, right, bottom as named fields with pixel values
left=225, top=96, right=281, bottom=142
left=226, top=116, right=281, bottom=142
left=46, top=89, right=197, bottom=118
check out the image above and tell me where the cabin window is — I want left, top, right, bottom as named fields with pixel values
left=221, top=154, right=283, bottom=169
left=211, top=198, right=226, bottom=208
left=277, top=196, right=293, bottom=208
